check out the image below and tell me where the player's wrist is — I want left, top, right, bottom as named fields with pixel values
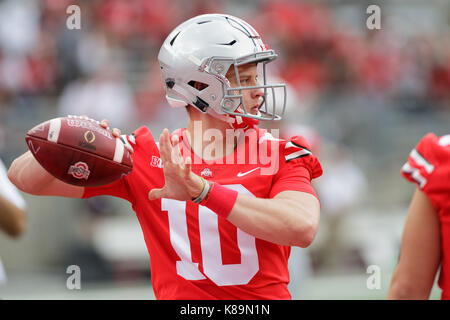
left=187, top=173, right=205, bottom=199
left=200, top=183, right=238, bottom=219
left=191, top=177, right=210, bottom=203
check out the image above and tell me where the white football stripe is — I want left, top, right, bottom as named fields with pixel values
left=113, top=138, right=124, bottom=163
left=410, top=149, right=434, bottom=174
left=47, top=118, right=61, bottom=143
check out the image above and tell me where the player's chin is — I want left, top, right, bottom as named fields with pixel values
left=237, top=105, right=259, bottom=116
left=249, top=107, right=260, bottom=116
left=242, top=105, right=259, bottom=115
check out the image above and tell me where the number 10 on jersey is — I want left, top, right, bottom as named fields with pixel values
left=161, top=184, right=259, bottom=286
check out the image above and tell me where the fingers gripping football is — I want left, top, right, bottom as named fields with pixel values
left=148, top=129, right=201, bottom=201
left=25, top=115, right=133, bottom=187
left=80, top=115, right=133, bottom=153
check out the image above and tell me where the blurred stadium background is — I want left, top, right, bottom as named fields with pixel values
left=0, top=0, right=449, bottom=300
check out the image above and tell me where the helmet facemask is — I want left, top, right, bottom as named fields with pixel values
left=202, top=52, right=287, bottom=126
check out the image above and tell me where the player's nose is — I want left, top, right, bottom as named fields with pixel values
left=251, top=86, right=264, bottom=100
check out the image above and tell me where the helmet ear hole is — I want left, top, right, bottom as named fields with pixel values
left=188, top=81, right=209, bottom=91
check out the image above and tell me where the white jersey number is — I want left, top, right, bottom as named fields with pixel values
left=161, top=184, right=259, bottom=286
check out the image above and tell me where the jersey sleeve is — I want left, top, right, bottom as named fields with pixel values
left=270, top=135, right=323, bottom=198
left=401, top=132, right=450, bottom=212
left=82, top=131, right=138, bottom=203
left=82, top=176, right=132, bottom=201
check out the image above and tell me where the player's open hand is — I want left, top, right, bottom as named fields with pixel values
left=148, top=128, right=203, bottom=201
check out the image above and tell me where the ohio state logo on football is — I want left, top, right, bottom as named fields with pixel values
left=68, top=161, right=90, bottom=180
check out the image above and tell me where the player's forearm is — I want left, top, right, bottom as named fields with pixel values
left=8, top=151, right=55, bottom=194
left=387, top=189, right=440, bottom=300
left=387, top=267, right=433, bottom=299
left=0, top=195, right=26, bottom=237
left=227, top=193, right=320, bottom=247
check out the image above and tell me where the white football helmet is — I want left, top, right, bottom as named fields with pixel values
left=158, top=14, right=286, bottom=126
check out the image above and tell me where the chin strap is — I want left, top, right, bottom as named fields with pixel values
left=229, top=108, right=261, bottom=130
left=206, top=106, right=260, bottom=130
left=229, top=113, right=260, bottom=130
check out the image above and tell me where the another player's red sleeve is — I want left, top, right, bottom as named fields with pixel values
left=401, top=132, right=450, bottom=213
left=270, top=135, right=323, bottom=199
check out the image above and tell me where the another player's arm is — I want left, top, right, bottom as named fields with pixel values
left=387, top=188, right=441, bottom=299
left=0, top=194, right=26, bottom=237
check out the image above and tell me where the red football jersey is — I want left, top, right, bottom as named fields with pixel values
left=83, top=126, right=323, bottom=299
left=401, top=133, right=450, bottom=300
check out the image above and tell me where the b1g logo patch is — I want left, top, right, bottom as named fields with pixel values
left=151, top=156, right=163, bottom=168
left=68, top=161, right=90, bottom=180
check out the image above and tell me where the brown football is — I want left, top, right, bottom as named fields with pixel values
left=25, top=116, right=133, bottom=187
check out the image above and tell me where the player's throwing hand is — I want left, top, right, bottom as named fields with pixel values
left=92, top=116, right=133, bottom=154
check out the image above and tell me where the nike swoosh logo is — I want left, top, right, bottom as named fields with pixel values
left=237, top=167, right=260, bottom=177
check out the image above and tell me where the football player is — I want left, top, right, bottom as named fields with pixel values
left=0, top=156, right=27, bottom=285
left=388, top=133, right=450, bottom=299
left=8, top=14, right=322, bottom=299
left=0, top=157, right=26, bottom=238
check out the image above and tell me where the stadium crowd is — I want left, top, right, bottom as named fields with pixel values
left=0, top=0, right=448, bottom=148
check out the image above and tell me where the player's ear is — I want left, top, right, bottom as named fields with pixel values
left=192, top=81, right=208, bottom=91
left=225, top=64, right=235, bottom=83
